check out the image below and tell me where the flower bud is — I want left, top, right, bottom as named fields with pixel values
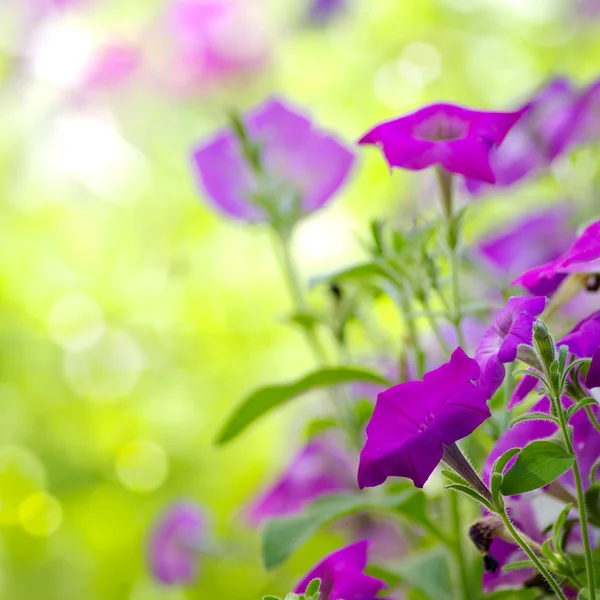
left=532, top=320, right=556, bottom=375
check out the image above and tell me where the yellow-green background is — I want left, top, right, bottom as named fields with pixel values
left=0, top=0, right=599, bottom=598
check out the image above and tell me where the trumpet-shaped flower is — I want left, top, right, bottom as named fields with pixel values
left=294, top=541, right=387, bottom=600
left=358, top=348, right=490, bottom=489
left=148, top=502, right=205, bottom=585
left=246, top=439, right=355, bottom=525
left=513, top=219, right=600, bottom=294
left=477, top=208, right=574, bottom=295
left=192, top=97, right=354, bottom=224
left=358, top=103, right=524, bottom=182
left=473, top=296, right=546, bottom=398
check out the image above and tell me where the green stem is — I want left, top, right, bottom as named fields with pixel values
left=586, top=405, right=600, bottom=433
left=449, top=247, right=466, bottom=347
left=553, top=395, right=596, bottom=600
left=499, top=510, right=568, bottom=600
left=449, top=491, right=472, bottom=600
left=435, top=167, right=465, bottom=347
left=274, top=231, right=328, bottom=364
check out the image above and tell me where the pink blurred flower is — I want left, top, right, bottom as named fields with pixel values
left=245, top=438, right=355, bottom=526
left=512, top=219, right=600, bottom=294
left=164, top=0, right=271, bottom=93
left=476, top=207, right=575, bottom=296
left=148, top=502, right=205, bottom=585
left=467, top=77, right=600, bottom=193
left=191, top=97, right=354, bottom=224
left=79, top=43, right=140, bottom=93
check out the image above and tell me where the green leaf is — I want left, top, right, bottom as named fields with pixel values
left=303, top=417, right=338, bottom=439
left=446, top=484, right=493, bottom=510
left=216, top=367, right=390, bottom=444
left=501, top=441, right=575, bottom=496
left=263, top=596, right=281, bottom=600
left=304, top=578, right=321, bottom=597
left=585, top=482, right=600, bottom=528
left=566, top=397, right=599, bottom=421
left=493, top=448, right=521, bottom=474
left=509, top=412, right=558, bottom=428
left=441, top=469, right=469, bottom=486
left=388, top=549, right=453, bottom=600
left=502, top=560, right=537, bottom=571
left=552, top=503, right=573, bottom=552
left=261, top=490, right=414, bottom=569
left=309, top=262, right=388, bottom=288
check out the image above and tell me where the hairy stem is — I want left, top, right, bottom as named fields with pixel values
left=553, top=393, right=596, bottom=600
left=499, top=510, right=568, bottom=600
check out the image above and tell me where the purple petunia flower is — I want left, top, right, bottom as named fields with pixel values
left=358, top=103, right=525, bottom=183
left=294, top=540, right=387, bottom=599
left=510, top=309, right=600, bottom=408
left=148, top=502, right=205, bottom=585
left=477, top=207, right=575, bottom=296
left=484, top=396, right=600, bottom=491
left=473, top=296, right=546, bottom=399
left=246, top=438, right=355, bottom=526
left=191, top=97, right=354, bottom=224
left=358, top=347, right=491, bottom=489
left=467, top=77, right=600, bottom=194
left=513, top=219, right=600, bottom=294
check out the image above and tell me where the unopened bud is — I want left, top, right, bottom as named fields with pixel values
left=532, top=320, right=556, bottom=374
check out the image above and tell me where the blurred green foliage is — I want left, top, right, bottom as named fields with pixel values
left=1, top=0, right=600, bottom=599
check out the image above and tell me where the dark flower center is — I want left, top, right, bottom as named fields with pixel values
left=414, top=114, right=468, bottom=142
left=586, top=273, right=600, bottom=292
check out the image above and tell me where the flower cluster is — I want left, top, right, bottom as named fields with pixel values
left=146, top=80, right=600, bottom=600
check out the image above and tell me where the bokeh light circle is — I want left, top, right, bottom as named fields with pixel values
left=0, top=446, right=47, bottom=525
left=63, top=328, right=144, bottom=400
left=18, top=492, right=63, bottom=537
left=47, top=292, right=105, bottom=351
left=116, top=440, right=169, bottom=493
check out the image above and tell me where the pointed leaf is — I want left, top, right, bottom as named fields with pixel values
left=553, top=503, right=573, bottom=552
left=492, top=448, right=521, bottom=474
left=502, top=560, right=537, bottom=571
left=216, top=367, right=390, bottom=444
left=446, top=484, right=493, bottom=510
left=441, top=469, right=469, bottom=486
left=501, top=441, right=575, bottom=496
left=566, top=398, right=599, bottom=421
left=261, top=490, right=414, bottom=569
left=510, top=412, right=558, bottom=428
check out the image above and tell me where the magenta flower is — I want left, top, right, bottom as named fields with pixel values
left=477, top=207, right=575, bottom=296
left=294, top=541, right=387, bottom=599
left=246, top=439, right=355, bottom=526
left=358, top=103, right=525, bottom=182
left=510, top=310, right=600, bottom=408
left=513, top=219, right=600, bottom=294
left=148, top=502, right=205, bottom=585
left=358, top=347, right=490, bottom=489
left=473, top=296, right=546, bottom=399
left=191, top=98, right=354, bottom=224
